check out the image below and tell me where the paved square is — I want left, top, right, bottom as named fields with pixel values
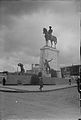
left=0, top=87, right=80, bottom=120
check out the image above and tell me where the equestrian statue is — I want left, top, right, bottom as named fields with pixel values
left=43, top=26, right=57, bottom=48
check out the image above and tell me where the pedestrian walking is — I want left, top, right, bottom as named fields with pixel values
left=38, top=72, right=43, bottom=91
left=3, top=77, right=6, bottom=86
left=76, top=76, right=81, bottom=107
left=76, top=76, right=80, bottom=93
left=69, top=78, right=71, bottom=85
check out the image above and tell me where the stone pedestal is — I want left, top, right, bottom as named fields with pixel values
left=40, top=46, right=60, bottom=77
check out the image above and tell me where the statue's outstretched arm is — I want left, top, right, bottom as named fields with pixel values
left=48, top=58, right=53, bottom=62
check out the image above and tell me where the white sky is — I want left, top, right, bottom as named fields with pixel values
left=0, top=0, right=80, bottom=72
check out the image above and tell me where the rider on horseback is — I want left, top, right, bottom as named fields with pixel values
left=43, top=26, right=57, bottom=48
left=48, top=26, right=53, bottom=36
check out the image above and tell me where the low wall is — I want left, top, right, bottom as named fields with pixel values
left=4, top=74, right=76, bottom=85
left=42, top=77, right=55, bottom=85
left=6, top=74, right=31, bottom=85
left=54, top=77, right=76, bottom=85
left=0, top=77, right=3, bottom=84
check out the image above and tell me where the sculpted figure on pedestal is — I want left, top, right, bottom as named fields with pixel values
left=43, top=26, right=57, bottom=48
left=44, top=58, right=53, bottom=73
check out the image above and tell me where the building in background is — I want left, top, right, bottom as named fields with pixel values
left=26, top=64, right=40, bottom=75
left=61, top=65, right=80, bottom=78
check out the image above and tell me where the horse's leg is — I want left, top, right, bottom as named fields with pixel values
left=46, top=40, right=48, bottom=46
left=51, top=40, right=53, bottom=47
left=51, top=41, right=52, bottom=47
left=45, top=35, right=48, bottom=46
left=49, top=66, right=50, bottom=73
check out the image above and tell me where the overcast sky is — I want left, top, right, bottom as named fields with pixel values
left=0, top=0, right=80, bottom=72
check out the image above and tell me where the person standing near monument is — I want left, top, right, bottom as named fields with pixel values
left=38, top=72, right=43, bottom=91
left=69, top=77, right=71, bottom=85
left=3, top=77, right=6, bottom=86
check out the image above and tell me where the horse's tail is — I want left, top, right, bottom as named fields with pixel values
left=53, top=36, right=57, bottom=44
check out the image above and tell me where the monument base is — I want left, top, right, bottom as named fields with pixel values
left=40, top=45, right=60, bottom=77
left=42, top=70, right=51, bottom=77
left=57, top=70, right=62, bottom=78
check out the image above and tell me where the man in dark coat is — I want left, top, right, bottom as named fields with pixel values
left=3, top=77, right=6, bottom=86
left=69, top=78, right=71, bottom=85
left=38, top=72, right=43, bottom=91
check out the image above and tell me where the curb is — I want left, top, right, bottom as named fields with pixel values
left=0, top=85, right=77, bottom=93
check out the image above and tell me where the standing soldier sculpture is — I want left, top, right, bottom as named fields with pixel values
left=43, top=26, right=57, bottom=48
left=43, top=58, right=53, bottom=74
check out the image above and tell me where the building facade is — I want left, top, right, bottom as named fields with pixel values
left=61, top=65, right=81, bottom=78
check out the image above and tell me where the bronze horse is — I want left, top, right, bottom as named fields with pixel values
left=43, top=28, right=57, bottom=47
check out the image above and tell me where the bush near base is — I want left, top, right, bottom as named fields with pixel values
left=31, top=74, right=39, bottom=85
